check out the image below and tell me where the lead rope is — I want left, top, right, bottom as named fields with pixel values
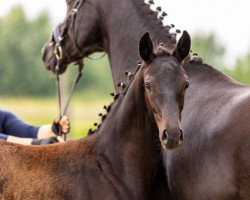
left=54, top=45, right=84, bottom=141
left=62, top=60, right=83, bottom=117
left=54, top=44, right=63, bottom=139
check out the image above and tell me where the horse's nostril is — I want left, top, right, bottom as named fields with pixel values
left=162, top=129, right=168, bottom=141
left=180, top=129, right=183, bottom=141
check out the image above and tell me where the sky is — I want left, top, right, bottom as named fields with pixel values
left=0, top=0, right=250, bottom=67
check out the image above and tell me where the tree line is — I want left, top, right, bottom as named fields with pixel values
left=0, top=6, right=249, bottom=97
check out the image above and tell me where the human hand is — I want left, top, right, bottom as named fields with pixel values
left=52, top=115, right=70, bottom=135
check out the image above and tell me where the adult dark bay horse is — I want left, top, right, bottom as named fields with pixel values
left=0, top=33, right=191, bottom=199
left=42, top=0, right=177, bottom=88
left=42, top=0, right=250, bottom=199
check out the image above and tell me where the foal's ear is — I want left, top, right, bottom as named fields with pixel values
left=173, top=30, right=191, bottom=62
left=139, top=32, right=154, bottom=63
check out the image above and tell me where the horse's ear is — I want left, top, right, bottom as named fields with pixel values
left=139, top=32, right=154, bottom=63
left=173, top=30, right=191, bottom=62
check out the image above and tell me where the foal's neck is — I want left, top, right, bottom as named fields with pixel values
left=95, top=68, right=160, bottom=198
left=99, top=0, right=175, bottom=86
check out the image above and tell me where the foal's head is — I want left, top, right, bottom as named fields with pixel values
left=139, top=31, right=190, bottom=150
left=42, top=0, right=104, bottom=73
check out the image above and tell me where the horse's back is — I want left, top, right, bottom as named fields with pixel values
left=0, top=140, right=90, bottom=199
left=0, top=141, right=60, bottom=199
left=0, top=138, right=124, bottom=200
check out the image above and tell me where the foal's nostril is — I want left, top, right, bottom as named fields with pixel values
left=162, top=129, right=168, bottom=141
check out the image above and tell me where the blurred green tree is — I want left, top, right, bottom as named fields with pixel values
left=191, top=33, right=225, bottom=68
left=67, top=54, right=114, bottom=100
left=0, top=6, right=55, bottom=96
left=230, top=53, right=250, bottom=84
left=191, top=32, right=250, bottom=84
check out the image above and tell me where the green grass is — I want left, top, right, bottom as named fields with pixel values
left=0, top=96, right=113, bottom=139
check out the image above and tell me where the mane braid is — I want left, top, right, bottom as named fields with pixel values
left=118, top=61, right=143, bottom=95
left=130, top=0, right=177, bottom=48
left=139, top=0, right=191, bottom=51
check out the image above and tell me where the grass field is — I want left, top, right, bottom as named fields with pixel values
left=0, top=96, right=113, bottom=139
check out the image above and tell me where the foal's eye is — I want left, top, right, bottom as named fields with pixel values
left=144, top=82, right=151, bottom=92
left=184, top=82, right=189, bottom=91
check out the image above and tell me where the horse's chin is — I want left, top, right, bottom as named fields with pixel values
left=42, top=55, right=68, bottom=74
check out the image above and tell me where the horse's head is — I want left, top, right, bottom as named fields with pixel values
left=42, top=0, right=104, bottom=73
left=139, top=31, right=191, bottom=150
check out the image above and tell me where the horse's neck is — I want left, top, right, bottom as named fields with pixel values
left=95, top=69, right=160, bottom=198
left=99, top=0, right=175, bottom=85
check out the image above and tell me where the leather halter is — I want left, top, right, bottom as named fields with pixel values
left=50, top=0, right=85, bottom=66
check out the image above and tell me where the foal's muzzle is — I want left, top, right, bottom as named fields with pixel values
left=161, top=128, right=183, bottom=150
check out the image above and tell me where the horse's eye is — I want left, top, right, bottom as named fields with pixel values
left=144, top=82, right=151, bottom=92
left=184, top=82, right=189, bottom=91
